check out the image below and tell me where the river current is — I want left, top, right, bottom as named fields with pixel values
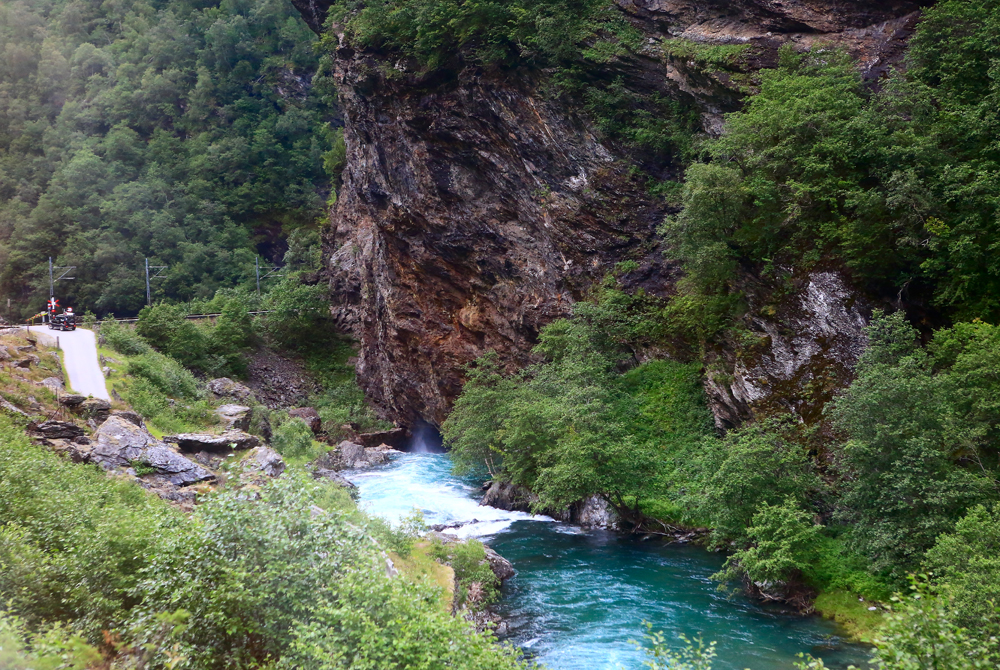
left=349, top=452, right=871, bottom=670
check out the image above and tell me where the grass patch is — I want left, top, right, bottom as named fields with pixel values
left=814, top=590, right=885, bottom=643
left=390, top=540, right=456, bottom=613
left=661, top=38, right=752, bottom=67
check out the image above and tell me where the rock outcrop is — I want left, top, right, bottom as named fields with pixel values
left=165, top=431, right=261, bottom=453
left=216, top=404, right=252, bottom=431
left=480, top=480, right=619, bottom=529
left=90, top=416, right=214, bottom=488
left=296, top=0, right=921, bottom=426
left=703, top=270, right=871, bottom=429
left=243, top=446, right=286, bottom=478
left=207, top=377, right=253, bottom=402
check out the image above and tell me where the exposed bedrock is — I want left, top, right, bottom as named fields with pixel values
left=297, top=0, right=922, bottom=426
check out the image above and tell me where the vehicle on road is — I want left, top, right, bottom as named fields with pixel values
left=45, top=298, right=76, bottom=331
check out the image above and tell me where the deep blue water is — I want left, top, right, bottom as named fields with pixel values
left=349, top=453, right=871, bottom=670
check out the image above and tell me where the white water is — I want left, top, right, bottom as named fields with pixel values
left=349, top=451, right=553, bottom=539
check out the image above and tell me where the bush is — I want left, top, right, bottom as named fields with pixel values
left=432, top=539, right=501, bottom=609
left=101, top=319, right=152, bottom=356
left=829, top=312, right=995, bottom=577
left=924, top=504, right=1000, bottom=635
left=0, top=415, right=175, bottom=641
left=271, top=416, right=322, bottom=464
left=132, top=475, right=528, bottom=670
left=714, top=498, right=821, bottom=587
left=699, top=419, right=820, bottom=546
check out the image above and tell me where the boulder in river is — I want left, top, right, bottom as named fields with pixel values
left=571, top=495, right=618, bottom=530
left=337, top=440, right=394, bottom=469
left=483, top=545, right=515, bottom=582
left=91, top=415, right=214, bottom=487
left=215, top=404, right=252, bottom=431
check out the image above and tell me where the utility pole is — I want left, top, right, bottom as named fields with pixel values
left=255, top=256, right=282, bottom=296
left=49, top=257, right=75, bottom=298
left=145, top=258, right=167, bottom=307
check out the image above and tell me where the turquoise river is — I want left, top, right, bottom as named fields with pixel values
left=348, top=452, right=871, bottom=670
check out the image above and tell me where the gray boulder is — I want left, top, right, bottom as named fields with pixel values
left=339, top=440, right=365, bottom=466
left=110, top=409, right=145, bottom=428
left=165, top=430, right=260, bottom=453
left=59, top=394, right=87, bottom=408
left=207, top=377, right=252, bottom=401
left=15, top=356, right=39, bottom=369
left=571, top=495, right=618, bottom=529
left=80, top=398, right=111, bottom=421
left=483, top=546, right=515, bottom=581
left=0, top=344, right=9, bottom=361
left=0, top=399, right=29, bottom=419
left=244, top=446, right=285, bottom=478
left=215, top=404, right=252, bottom=431
left=313, top=468, right=357, bottom=492
left=41, top=377, right=64, bottom=393
left=91, top=416, right=214, bottom=487
left=34, top=421, right=85, bottom=439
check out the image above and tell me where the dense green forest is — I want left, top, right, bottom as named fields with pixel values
left=0, top=0, right=337, bottom=319
left=441, top=0, right=1000, bottom=663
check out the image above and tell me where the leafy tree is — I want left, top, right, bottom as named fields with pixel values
left=699, top=418, right=820, bottom=545
left=829, top=312, right=996, bottom=577
left=714, top=498, right=821, bottom=587
left=924, top=504, right=1000, bottom=636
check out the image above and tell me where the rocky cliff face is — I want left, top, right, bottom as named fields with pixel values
left=296, top=0, right=922, bottom=427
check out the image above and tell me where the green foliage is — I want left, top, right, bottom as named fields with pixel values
left=132, top=474, right=528, bottom=670
left=0, top=611, right=101, bottom=670
left=699, top=419, right=820, bottom=545
left=715, top=498, right=820, bottom=587
left=0, top=414, right=175, bottom=641
left=325, top=0, right=700, bottom=165
left=924, top=504, right=1000, bottom=636
left=829, top=312, right=997, bottom=577
left=444, top=295, right=717, bottom=519
left=0, top=0, right=335, bottom=318
left=868, top=578, right=1000, bottom=670
left=432, top=539, right=500, bottom=609
left=327, top=0, right=624, bottom=70
left=636, top=624, right=717, bottom=670
left=668, top=0, right=1000, bottom=321
left=270, top=415, right=324, bottom=465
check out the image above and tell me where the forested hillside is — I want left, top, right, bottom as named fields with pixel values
left=0, top=0, right=337, bottom=318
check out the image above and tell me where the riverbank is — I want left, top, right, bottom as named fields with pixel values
left=349, top=452, right=872, bottom=670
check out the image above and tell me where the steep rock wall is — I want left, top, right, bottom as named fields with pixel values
left=297, top=0, right=922, bottom=426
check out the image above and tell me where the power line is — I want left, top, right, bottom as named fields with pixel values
left=145, top=258, right=167, bottom=306
left=255, top=256, right=282, bottom=295
left=49, top=257, right=75, bottom=298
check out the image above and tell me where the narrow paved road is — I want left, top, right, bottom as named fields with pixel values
left=33, top=327, right=110, bottom=400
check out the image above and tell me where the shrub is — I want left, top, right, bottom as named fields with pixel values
left=714, top=498, right=821, bottom=587
left=924, top=504, right=1000, bottom=635
left=700, top=418, right=820, bottom=546
left=132, top=475, right=528, bottom=670
left=271, top=416, right=322, bottom=464
left=0, top=415, right=175, bottom=641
